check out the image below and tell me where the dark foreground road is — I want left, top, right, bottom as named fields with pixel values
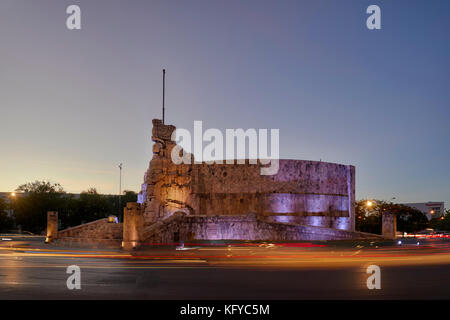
left=1, top=236, right=449, bottom=299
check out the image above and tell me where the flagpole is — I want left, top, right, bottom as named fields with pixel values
left=162, top=69, right=166, bottom=124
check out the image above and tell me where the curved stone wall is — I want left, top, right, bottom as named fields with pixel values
left=141, top=213, right=378, bottom=244
left=188, top=160, right=355, bottom=231
left=139, top=119, right=355, bottom=232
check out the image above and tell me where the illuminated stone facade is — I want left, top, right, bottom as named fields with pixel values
left=137, top=119, right=356, bottom=241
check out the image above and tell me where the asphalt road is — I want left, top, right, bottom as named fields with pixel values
left=0, top=236, right=449, bottom=299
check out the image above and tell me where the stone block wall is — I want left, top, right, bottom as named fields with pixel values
left=382, top=212, right=397, bottom=239
left=141, top=213, right=381, bottom=245
left=55, top=218, right=123, bottom=247
left=123, top=203, right=145, bottom=249
left=45, top=211, right=58, bottom=243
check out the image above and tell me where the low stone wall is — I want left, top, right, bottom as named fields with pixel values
left=142, top=213, right=382, bottom=244
left=55, top=218, right=123, bottom=248
left=143, top=212, right=187, bottom=243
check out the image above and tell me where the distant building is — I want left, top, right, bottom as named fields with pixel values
left=402, top=202, right=445, bottom=220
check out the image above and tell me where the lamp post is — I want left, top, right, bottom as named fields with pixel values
left=9, top=192, right=15, bottom=217
left=365, top=197, right=396, bottom=208
left=118, top=163, right=122, bottom=221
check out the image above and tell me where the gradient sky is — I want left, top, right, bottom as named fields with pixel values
left=0, top=0, right=449, bottom=205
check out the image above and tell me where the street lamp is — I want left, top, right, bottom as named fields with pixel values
left=366, top=197, right=396, bottom=208
left=9, top=192, right=16, bottom=218
left=364, top=199, right=384, bottom=215
left=118, top=163, right=123, bottom=221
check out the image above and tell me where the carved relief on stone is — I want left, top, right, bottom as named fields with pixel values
left=151, top=119, right=176, bottom=160
left=152, top=142, right=163, bottom=158
left=152, top=119, right=176, bottom=142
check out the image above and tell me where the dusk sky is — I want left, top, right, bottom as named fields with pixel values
left=0, top=0, right=449, bottom=205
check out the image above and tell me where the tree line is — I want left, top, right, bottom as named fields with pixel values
left=355, top=199, right=450, bottom=234
left=0, top=180, right=137, bottom=233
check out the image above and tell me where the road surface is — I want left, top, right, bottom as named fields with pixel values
left=0, top=235, right=449, bottom=299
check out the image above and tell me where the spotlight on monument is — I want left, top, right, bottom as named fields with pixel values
left=108, top=215, right=119, bottom=224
